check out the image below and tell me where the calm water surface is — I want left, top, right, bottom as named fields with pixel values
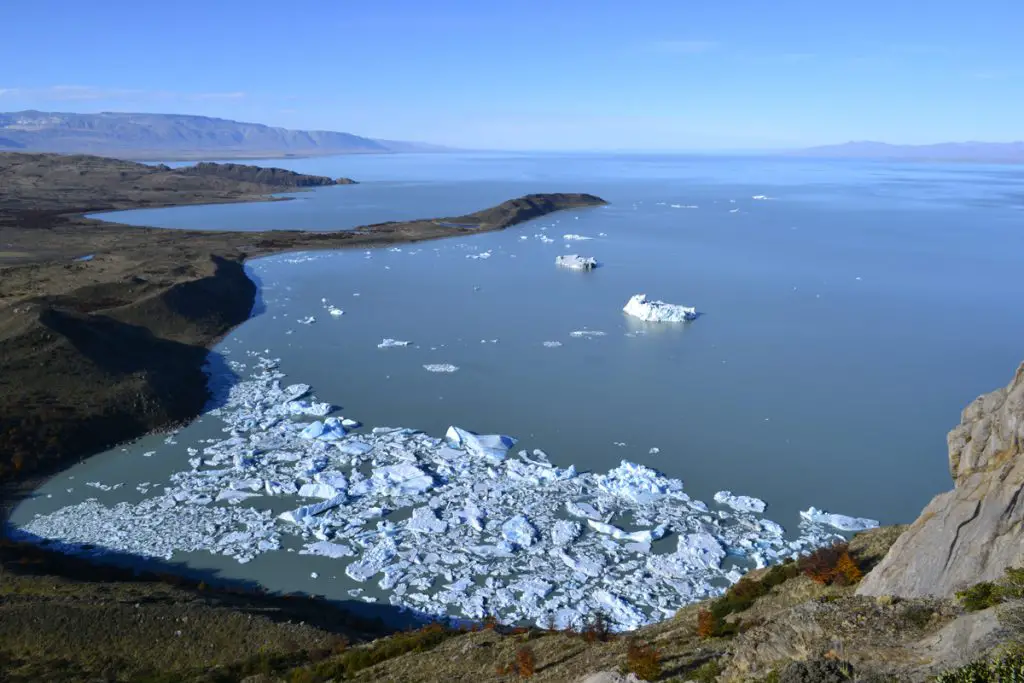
left=17, top=153, right=1024, bottom=605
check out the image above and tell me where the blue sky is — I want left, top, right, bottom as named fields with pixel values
left=2, top=0, right=1021, bottom=150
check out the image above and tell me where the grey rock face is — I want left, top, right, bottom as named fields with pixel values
left=858, top=363, right=1024, bottom=598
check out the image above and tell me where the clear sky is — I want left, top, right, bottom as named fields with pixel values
left=2, top=0, right=1021, bottom=150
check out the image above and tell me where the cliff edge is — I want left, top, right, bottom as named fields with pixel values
left=858, top=362, right=1024, bottom=597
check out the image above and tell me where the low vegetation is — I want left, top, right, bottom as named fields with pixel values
left=935, top=651, right=1024, bottom=682
left=623, top=639, right=661, bottom=681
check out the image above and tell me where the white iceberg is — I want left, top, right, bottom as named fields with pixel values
left=299, top=418, right=346, bottom=440
left=369, top=464, right=434, bottom=496
left=501, top=515, right=536, bottom=547
left=562, top=234, right=592, bottom=241
left=423, top=364, right=459, bottom=373
left=800, top=507, right=879, bottom=532
left=623, top=293, right=697, bottom=322
left=378, top=338, right=412, bottom=348
left=278, top=493, right=347, bottom=524
left=714, top=491, right=767, bottom=514
left=555, top=255, right=598, bottom=271
left=445, top=426, right=517, bottom=463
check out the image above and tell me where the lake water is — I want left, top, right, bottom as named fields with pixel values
left=13, top=153, right=1024, bottom=628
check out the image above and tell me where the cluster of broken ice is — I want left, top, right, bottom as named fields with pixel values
left=17, top=354, right=865, bottom=631
left=623, top=294, right=698, bottom=323
left=555, top=255, right=598, bottom=271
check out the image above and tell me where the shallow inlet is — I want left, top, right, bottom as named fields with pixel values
left=21, top=153, right=1024, bottom=627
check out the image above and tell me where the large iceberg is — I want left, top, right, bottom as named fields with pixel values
left=555, top=255, right=598, bottom=271
left=623, top=293, right=697, bottom=322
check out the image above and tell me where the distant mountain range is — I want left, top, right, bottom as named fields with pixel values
left=794, top=140, right=1024, bottom=163
left=0, top=110, right=451, bottom=159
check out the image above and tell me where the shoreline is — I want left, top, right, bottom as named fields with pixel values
left=0, top=154, right=607, bottom=521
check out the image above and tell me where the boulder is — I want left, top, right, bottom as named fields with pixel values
left=858, top=363, right=1024, bottom=598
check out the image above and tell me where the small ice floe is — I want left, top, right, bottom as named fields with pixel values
left=423, top=364, right=459, bottom=373
left=466, top=250, right=492, bottom=260
left=729, top=208, right=740, bottom=213
left=800, top=507, right=879, bottom=531
left=378, top=338, right=412, bottom=349
left=328, top=307, right=344, bottom=317
left=555, top=254, right=598, bottom=271
left=714, top=491, right=767, bottom=514
left=569, top=330, right=606, bottom=338
left=539, top=235, right=555, bottom=244
left=623, top=294, right=697, bottom=322
left=542, top=341, right=563, bottom=348
left=649, top=447, right=660, bottom=455
left=752, top=194, right=771, bottom=200
left=563, top=234, right=592, bottom=241
left=669, top=204, right=698, bottom=209
left=297, top=316, right=316, bottom=325
left=286, top=400, right=334, bottom=417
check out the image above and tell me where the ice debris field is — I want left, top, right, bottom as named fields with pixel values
left=16, top=351, right=878, bottom=631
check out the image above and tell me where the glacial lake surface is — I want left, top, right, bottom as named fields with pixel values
left=14, top=153, right=1024, bottom=627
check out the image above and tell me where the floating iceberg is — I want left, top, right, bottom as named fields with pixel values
left=278, top=494, right=346, bottom=525
left=542, top=341, right=563, bottom=348
left=562, top=234, right=592, bottom=241
left=501, top=515, right=536, bottom=547
left=569, top=330, right=606, bottom=338
left=714, top=491, right=767, bottom=514
left=623, top=293, right=697, bottom=322
left=800, top=507, right=879, bottom=531
left=423, top=364, right=459, bottom=373
left=555, top=255, right=598, bottom=271
left=299, top=418, right=346, bottom=440
left=328, top=307, right=344, bottom=317
left=445, top=426, right=516, bottom=463
left=378, top=338, right=412, bottom=349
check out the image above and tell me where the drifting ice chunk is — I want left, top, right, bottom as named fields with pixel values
left=562, top=234, right=592, bottom=241
left=596, top=461, right=683, bottom=505
left=677, top=532, right=726, bottom=570
left=278, top=494, right=346, bottom=524
left=328, top=307, right=344, bottom=317
left=714, top=491, right=767, bottom=514
left=215, top=489, right=260, bottom=504
left=623, top=293, right=697, bottom=322
left=445, top=426, right=517, bottom=463
left=569, top=330, right=606, bottom=338
left=297, top=316, right=316, bottom=325
left=501, top=515, right=536, bottom=547
left=566, top=501, right=602, bottom=519
left=593, top=590, right=646, bottom=630
left=286, top=400, right=334, bottom=417
left=800, top=507, right=879, bottom=531
left=406, top=507, right=448, bottom=534
left=299, top=418, right=346, bottom=440
left=301, top=540, right=355, bottom=558
left=378, top=338, right=412, bottom=348
left=264, top=479, right=298, bottom=496
left=370, top=464, right=434, bottom=496
left=346, top=536, right=397, bottom=582
left=336, top=440, right=373, bottom=457
left=551, top=520, right=581, bottom=546
left=282, top=384, right=311, bottom=401
left=542, top=341, right=562, bottom=348
left=555, top=255, right=598, bottom=270
left=423, top=364, right=459, bottom=373
left=558, top=550, right=605, bottom=577
left=298, top=482, right=341, bottom=499
left=586, top=519, right=660, bottom=544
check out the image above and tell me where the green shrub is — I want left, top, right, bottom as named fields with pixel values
left=689, top=658, right=723, bottom=683
left=935, top=652, right=1024, bottom=681
left=957, top=582, right=1001, bottom=612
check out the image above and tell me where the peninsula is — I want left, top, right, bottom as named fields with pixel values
left=0, top=151, right=606, bottom=486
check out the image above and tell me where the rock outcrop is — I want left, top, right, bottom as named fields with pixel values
left=858, top=362, right=1024, bottom=597
left=175, top=161, right=349, bottom=187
